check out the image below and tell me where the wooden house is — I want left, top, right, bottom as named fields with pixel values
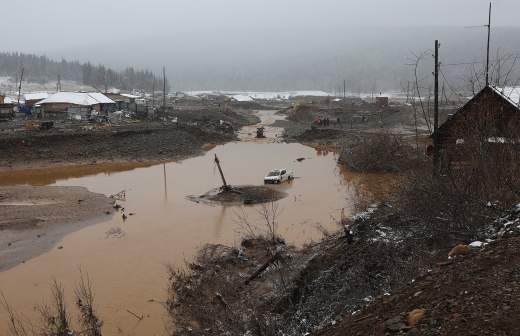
left=436, top=85, right=520, bottom=169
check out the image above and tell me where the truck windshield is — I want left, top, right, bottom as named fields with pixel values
left=268, top=171, right=280, bottom=177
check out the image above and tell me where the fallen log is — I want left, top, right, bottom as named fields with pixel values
left=245, top=251, right=281, bottom=285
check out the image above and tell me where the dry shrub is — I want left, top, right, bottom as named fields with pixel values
left=1, top=273, right=103, bottom=336
left=75, top=270, right=102, bottom=336
left=395, top=124, right=520, bottom=244
left=340, top=133, right=422, bottom=172
left=37, top=280, right=71, bottom=336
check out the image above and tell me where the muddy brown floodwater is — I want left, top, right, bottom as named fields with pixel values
left=0, top=111, right=392, bottom=336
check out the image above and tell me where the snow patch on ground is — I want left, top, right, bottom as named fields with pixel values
left=353, top=204, right=379, bottom=221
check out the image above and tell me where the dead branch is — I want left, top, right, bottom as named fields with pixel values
left=245, top=251, right=282, bottom=285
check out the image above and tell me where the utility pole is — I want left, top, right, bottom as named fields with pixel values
left=433, top=40, right=440, bottom=174
left=162, top=67, right=167, bottom=119
left=152, top=76, right=156, bottom=109
left=343, top=79, right=346, bottom=101
left=485, top=2, right=492, bottom=86
left=16, top=67, right=24, bottom=107
left=214, top=154, right=230, bottom=191
left=57, top=74, right=61, bottom=92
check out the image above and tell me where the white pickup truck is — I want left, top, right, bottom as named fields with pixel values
left=264, top=169, right=294, bottom=184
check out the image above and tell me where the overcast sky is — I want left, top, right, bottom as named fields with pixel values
left=2, top=0, right=520, bottom=90
left=3, top=0, right=518, bottom=52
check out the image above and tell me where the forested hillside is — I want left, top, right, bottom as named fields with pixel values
left=0, top=52, right=169, bottom=92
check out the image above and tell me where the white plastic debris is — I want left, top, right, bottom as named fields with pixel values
left=469, top=241, right=484, bottom=248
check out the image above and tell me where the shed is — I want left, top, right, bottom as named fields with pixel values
left=436, top=85, right=520, bottom=169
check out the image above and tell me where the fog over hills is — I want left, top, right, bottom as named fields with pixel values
left=39, top=27, right=520, bottom=93
left=2, top=0, right=520, bottom=92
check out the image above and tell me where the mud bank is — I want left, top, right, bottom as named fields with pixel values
left=188, top=185, right=288, bottom=205
left=168, top=199, right=519, bottom=335
left=0, top=185, right=113, bottom=271
left=0, top=123, right=235, bottom=171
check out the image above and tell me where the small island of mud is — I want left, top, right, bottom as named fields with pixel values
left=188, top=185, right=288, bottom=205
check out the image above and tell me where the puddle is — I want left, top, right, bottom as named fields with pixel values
left=0, top=111, right=393, bottom=335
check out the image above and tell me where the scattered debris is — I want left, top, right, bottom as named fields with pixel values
left=105, top=227, right=125, bottom=239
left=126, top=309, right=144, bottom=321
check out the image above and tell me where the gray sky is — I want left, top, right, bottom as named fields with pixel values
left=3, top=0, right=520, bottom=90
left=4, top=0, right=519, bottom=52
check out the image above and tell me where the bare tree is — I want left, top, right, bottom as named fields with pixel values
left=256, top=201, right=282, bottom=244
left=410, top=50, right=433, bottom=133
left=235, top=200, right=283, bottom=244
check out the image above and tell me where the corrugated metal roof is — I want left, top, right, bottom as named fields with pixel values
left=24, top=92, right=49, bottom=101
left=491, top=86, right=520, bottom=109
left=36, top=92, right=115, bottom=106
left=88, top=92, right=116, bottom=104
left=120, top=93, right=141, bottom=99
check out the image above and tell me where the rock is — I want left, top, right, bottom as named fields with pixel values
left=406, top=308, right=426, bottom=327
left=448, top=244, right=470, bottom=258
left=385, top=316, right=409, bottom=332
left=406, top=328, right=420, bottom=336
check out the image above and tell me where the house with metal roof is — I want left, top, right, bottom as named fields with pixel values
left=36, top=92, right=116, bottom=119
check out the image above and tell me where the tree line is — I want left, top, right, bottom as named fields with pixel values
left=0, top=52, right=169, bottom=92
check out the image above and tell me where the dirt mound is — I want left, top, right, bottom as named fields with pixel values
left=187, top=185, right=287, bottom=205
left=287, top=103, right=316, bottom=122
left=316, top=235, right=520, bottom=336
left=167, top=238, right=301, bottom=335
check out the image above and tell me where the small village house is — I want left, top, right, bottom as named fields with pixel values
left=105, top=93, right=139, bottom=111
left=436, top=85, right=520, bottom=169
left=35, top=92, right=115, bottom=119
